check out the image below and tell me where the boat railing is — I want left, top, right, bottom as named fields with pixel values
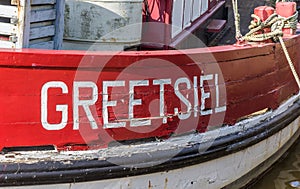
left=142, top=0, right=227, bottom=49
left=172, top=0, right=210, bottom=38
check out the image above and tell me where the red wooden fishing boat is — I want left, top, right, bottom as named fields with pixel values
left=0, top=0, right=300, bottom=188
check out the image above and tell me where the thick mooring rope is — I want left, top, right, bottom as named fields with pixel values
left=243, top=11, right=298, bottom=42
left=231, top=0, right=242, bottom=40
left=278, top=37, right=300, bottom=89
left=231, top=0, right=300, bottom=89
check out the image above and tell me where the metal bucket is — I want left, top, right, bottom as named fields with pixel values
left=63, top=0, right=143, bottom=50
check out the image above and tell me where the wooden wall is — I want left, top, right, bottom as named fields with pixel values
left=0, top=0, right=64, bottom=49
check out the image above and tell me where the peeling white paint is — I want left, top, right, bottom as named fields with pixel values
left=4, top=115, right=299, bottom=189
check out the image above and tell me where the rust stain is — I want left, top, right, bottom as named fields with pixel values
left=64, top=4, right=70, bottom=37
left=80, top=10, right=92, bottom=39
left=11, top=0, right=18, bottom=5
left=164, top=178, right=168, bottom=189
left=110, top=38, right=117, bottom=42
left=148, top=180, right=153, bottom=189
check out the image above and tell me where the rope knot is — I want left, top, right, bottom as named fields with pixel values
left=231, top=0, right=300, bottom=90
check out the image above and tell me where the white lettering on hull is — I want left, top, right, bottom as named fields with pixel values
left=200, top=74, right=213, bottom=116
left=129, top=80, right=151, bottom=127
left=153, top=79, right=172, bottom=124
left=41, top=81, right=68, bottom=130
left=73, top=82, right=98, bottom=130
left=103, top=81, right=126, bottom=129
left=174, top=77, right=192, bottom=120
left=41, top=74, right=226, bottom=130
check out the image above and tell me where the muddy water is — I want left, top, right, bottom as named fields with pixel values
left=252, top=140, right=300, bottom=189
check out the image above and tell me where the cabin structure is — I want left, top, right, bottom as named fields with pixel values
left=0, top=0, right=227, bottom=50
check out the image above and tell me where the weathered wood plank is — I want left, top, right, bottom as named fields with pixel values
left=30, top=9, right=56, bottom=23
left=29, top=41, right=54, bottom=49
left=0, top=40, right=15, bottom=48
left=21, top=0, right=31, bottom=48
left=31, top=0, right=56, bottom=5
left=0, top=5, right=17, bottom=18
left=10, top=0, right=19, bottom=5
left=226, top=71, right=279, bottom=104
left=53, top=0, right=64, bottom=49
left=225, top=91, right=278, bottom=125
left=30, top=25, right=55, bottom=39
left=30, top=21, right=53, bottom=28
left=31, top=5, right=54, bottom=11
left=217, top=54, right=276, bottom=82
left=1, top=0, right=64, bottom=49
left=0, top=23, right=17, bottom=35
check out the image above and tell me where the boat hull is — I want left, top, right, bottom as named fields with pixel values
left=0, top=35, right=299, bottom=151
left=1, top=95, right=300, bottom=189
left=0, top=24, right=299, bottom=189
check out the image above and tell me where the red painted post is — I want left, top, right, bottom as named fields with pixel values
left=254, top=6, right=275, bottom=21
left=276, top=2, right=297, bottom=36
left=253, top=6, right=275, bottom=42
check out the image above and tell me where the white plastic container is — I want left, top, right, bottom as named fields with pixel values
left=63, top=0, right=143, bottom=51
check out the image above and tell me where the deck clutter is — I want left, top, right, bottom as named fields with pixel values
left=0, top=0, right=228, bottom=50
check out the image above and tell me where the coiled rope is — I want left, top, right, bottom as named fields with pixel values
left=231, top=0, right=300, bottom=89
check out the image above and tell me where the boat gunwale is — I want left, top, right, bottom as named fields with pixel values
left=2, top=30, right=299, bottom=69
left=0, top=41, right=278, bottom=69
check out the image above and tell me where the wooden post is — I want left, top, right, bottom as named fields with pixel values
left=54, top=0, right=65, bottom=50
left=21, top=0, right=30, bottom=48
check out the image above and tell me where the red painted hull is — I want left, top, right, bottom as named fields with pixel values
left=0, top=34, right=299, bottom=151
